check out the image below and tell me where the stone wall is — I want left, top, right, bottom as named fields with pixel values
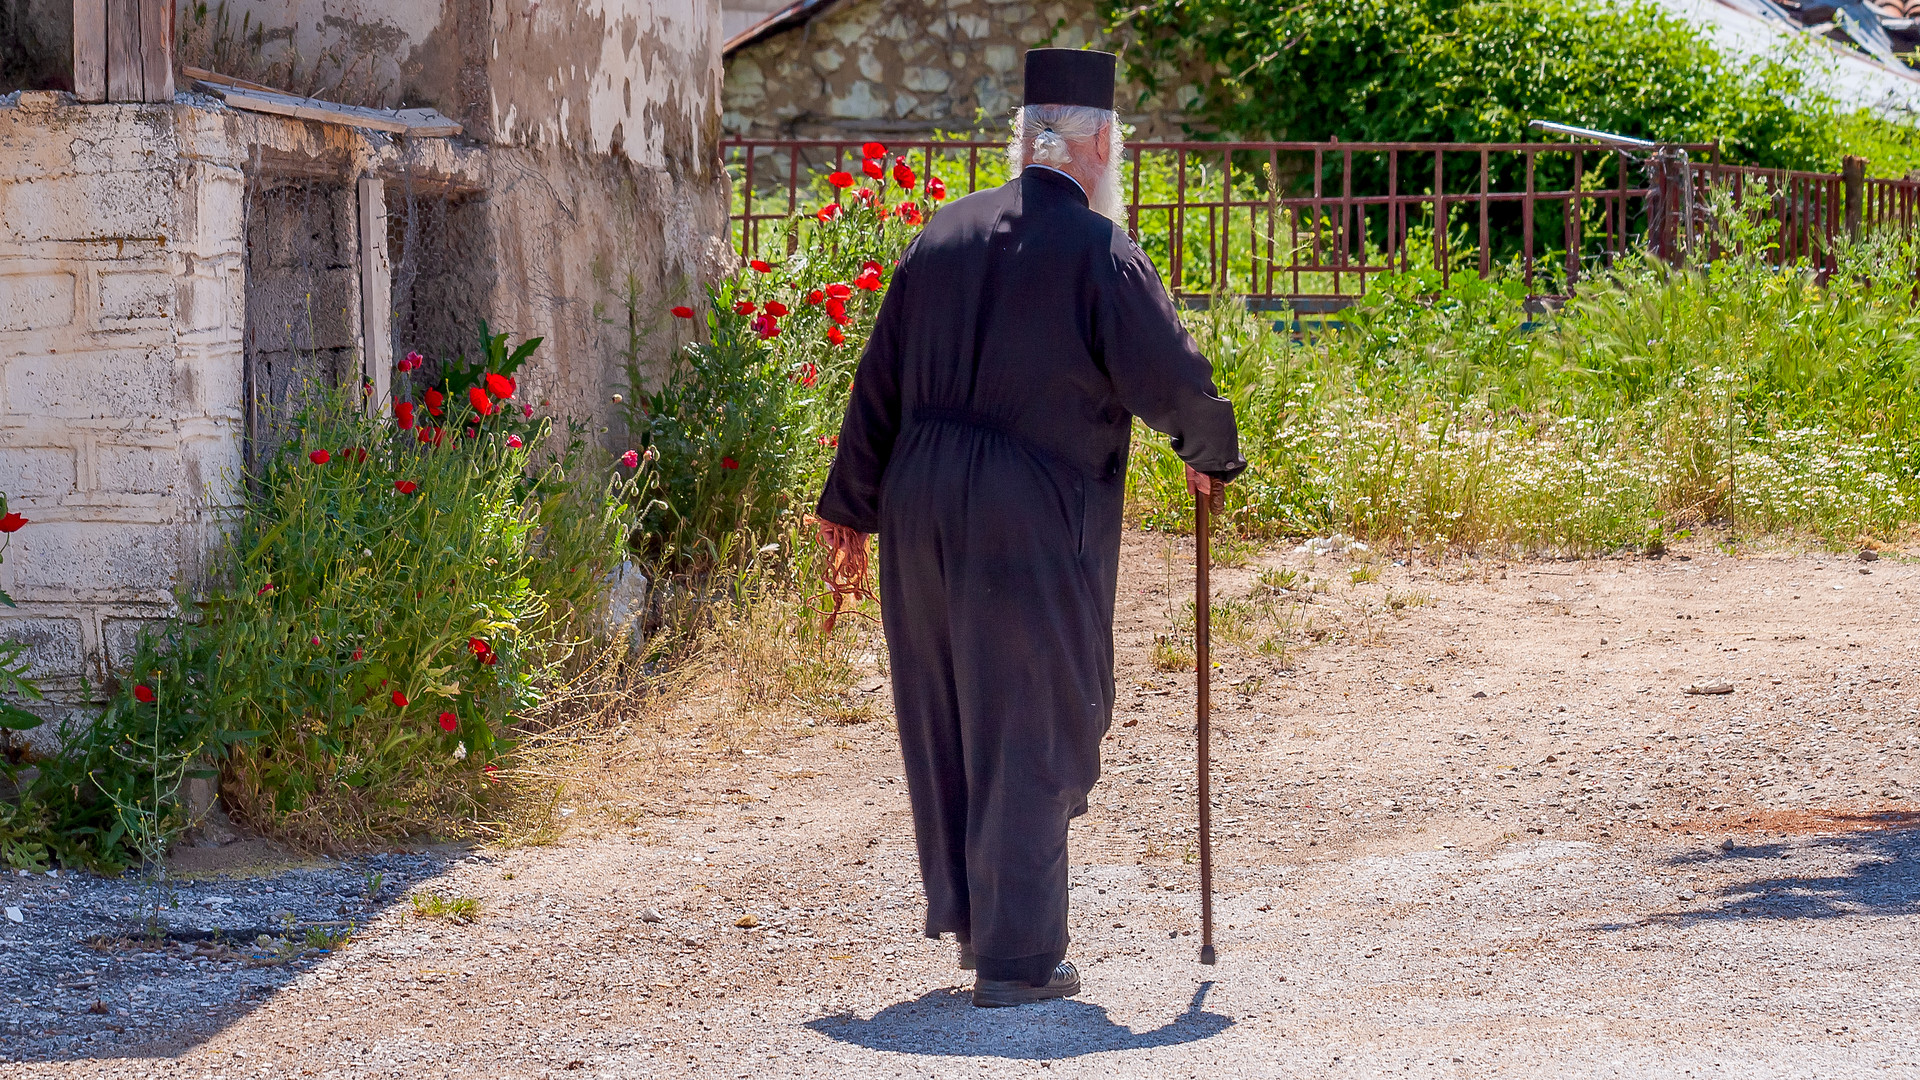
left=721, top=0, right=1198, bottom=140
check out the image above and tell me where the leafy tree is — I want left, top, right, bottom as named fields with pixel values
left=1106, top=0, right=1842, bottom=169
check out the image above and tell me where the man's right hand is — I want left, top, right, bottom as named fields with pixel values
left=1186, top=465, right=1227, bottom=512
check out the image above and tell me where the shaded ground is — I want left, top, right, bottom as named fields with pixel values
left=6, top=533, right=1920, bottom=1077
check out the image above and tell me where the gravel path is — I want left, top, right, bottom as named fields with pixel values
left=5, top=536, right=1919, bottom=1078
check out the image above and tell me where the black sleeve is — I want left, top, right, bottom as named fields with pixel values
left=815, top=261, right=909, bottom=534
left=1094, top=237, right=1246, bottom=480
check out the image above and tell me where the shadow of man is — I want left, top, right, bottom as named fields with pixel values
left=805, top=979, right=1233, bottom=1060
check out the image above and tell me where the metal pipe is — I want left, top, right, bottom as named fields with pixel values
left=1526, top=119, right=1658, bottom=151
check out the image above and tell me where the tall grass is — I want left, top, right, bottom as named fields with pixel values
left=1129, top=227, right=1920, bottom=554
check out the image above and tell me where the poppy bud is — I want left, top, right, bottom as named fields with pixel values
left=134, top=684, right=155, bottom=704
left=310, top=636, right=322, bottom=646
left=671, top=305, right=694, bottom=318
left=468, top=385, right=495, bottom=416
left=439, top=711, right=458, bottom=732
left=507, top=434, right=524, bottom=449
left=827, top=171, right=853, bottom=189
left=522, top=402, right=534, bottom=418
left=621, top=449, right=639, bottom=468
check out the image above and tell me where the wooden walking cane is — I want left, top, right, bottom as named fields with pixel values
left=1195, top=478, right=1221, bottom=966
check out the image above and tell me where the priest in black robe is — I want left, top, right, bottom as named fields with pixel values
left=815, top=48, right=1245, bottom=1008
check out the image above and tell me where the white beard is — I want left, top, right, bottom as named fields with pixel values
left=1088, top=157, right=1125, bottom=226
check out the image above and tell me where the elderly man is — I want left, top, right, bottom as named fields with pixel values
left=815, top=48, right=1244, bottom=1008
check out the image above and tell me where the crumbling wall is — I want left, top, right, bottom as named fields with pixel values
left=0, top=93, right=247, bottom=715
left=0, top=0, right=72, bottom=93
left=721, top=0, right=1196, bottom=139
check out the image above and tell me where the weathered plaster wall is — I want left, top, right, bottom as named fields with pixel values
left=0, top=0, right=728, bottom=710
left=0, top=0, right=73, bottom=93
left=721, top=0, right=1195, bottom=139
left=0, top=94, right=247, bottom=718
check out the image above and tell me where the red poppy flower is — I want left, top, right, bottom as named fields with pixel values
left=308, top=449, right=331, bottom=465
left=826, top=298, right=850, bottom=325
left=828, top=325, right=846, bottom=346
left=465, top=426, right=479, bottom=438
left=854, top=187, right=876, bottom=207
left=854, top=268, right=882, bottom=291
left=764, top=300, right=789, bottom=317
left=310, top=635, right=322, bottom=646
left=522, top=402, right=534, bottom=418
left=484, top=763, right=500, bottom=781
left=340, top=446, right=368, bottom=464
left=672, top=306, right=694, bottom=319
left=392, top=690, right=409, bottom=708
left=133, top=684, right=155, bottom=703
left=899, top=203, right=923, bottom=225
left=927, top=176, right=948, bottom=201
left=257, top=583, right=274, bottom=594
left=825, top=283, right=852, bottom=299
left=417, top=426, right=443, bottom=445
left=827, top=171, right=853, bottom=189
left=0, top=512, right=25, bottom=533
left=394, top=480, right=418, bottom=494
left=734, top=300, right=756, bottom=316
left=862, top=157, right=884, bottom=181
left=438, top=711, right=458, bottom=732
left=507, top=434, right=523, bottom=449
left=485, top=373, right=515, bottom=399
left=799, top=362, right=818, bottom=387
left=351, top=649, right=364, bottom=661
left=862, top=141, right=887, bottom=159
left=469, top=637, right=491, bottom=656
left=816, top=203, right=842, bottom=222
left=425, top=388, right=445, bottom=416
left=750, top=259, right=773, bottom=273
left=404, top=350, right=424, bottom=372
left=893, top=161, right=916, bottom=190
left=395, top=401, right=415, bottom=430
left=621, top=449, right=639, bottom=468
left=806, top=289, right=824, bottom=304
left=722, top=456, right=740, bottom=470
left=482, top=652, right=497, bottom=666
left=468, top=385, right=494, bottom=416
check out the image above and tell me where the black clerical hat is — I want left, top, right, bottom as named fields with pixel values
left=1023, top=48, right=1116, bottom=111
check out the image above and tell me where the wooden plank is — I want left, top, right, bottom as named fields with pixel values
left=72, top=0, right=108, bottom=103
left=198, top=82, right=463, bottom=137
left=139, top=0, right=174, bottom=103
left=357, top=176, right=393, bottom=416
left=105, top=0, right=141, bottom=102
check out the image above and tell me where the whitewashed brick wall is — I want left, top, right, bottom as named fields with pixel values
left=0, top=92, right=245, bottom=714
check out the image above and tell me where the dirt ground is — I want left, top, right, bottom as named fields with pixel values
left=6, top=531, right=1920, bottom=1078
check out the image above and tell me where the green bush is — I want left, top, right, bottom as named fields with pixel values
left=3, top=346, right=635, bottom=867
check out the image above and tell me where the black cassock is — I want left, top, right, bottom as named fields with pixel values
left=817, top=166, right=1244, bottom=985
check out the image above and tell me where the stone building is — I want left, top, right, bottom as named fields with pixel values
left=0, top=0, right=728, bottom=721
left=720, top=0, right=1197, bottom=140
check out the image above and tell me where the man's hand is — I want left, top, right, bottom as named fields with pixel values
left=816, top=518, right=869, bottom=559
left=1186, top=464, right=1227, bottom=513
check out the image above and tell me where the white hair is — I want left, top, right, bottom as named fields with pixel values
left=1007, top=104, right=1127, bottom=225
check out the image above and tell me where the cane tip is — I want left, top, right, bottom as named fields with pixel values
left=1199, top=944, right=1217, bottom=965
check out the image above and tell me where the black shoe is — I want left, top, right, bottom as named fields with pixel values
left=959, top=944, right=976, bottom=971
left=971, top=961, right=1080, bottom=1008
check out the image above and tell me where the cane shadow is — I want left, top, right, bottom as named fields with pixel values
left=805, top=979, right=1233, bottom=1060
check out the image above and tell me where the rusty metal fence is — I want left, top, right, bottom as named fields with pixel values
left=726, top=138, right=1920, bottom=310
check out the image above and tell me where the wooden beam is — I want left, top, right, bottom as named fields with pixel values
left=105, top=0, right=142, bottom=102
left=358, top=176, right=394, bottom=415
left=138, top=0, right=174, bottom=103
left=196, top=81, right=464, bottom=137
left=72, top=0, right=108, bottom=103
